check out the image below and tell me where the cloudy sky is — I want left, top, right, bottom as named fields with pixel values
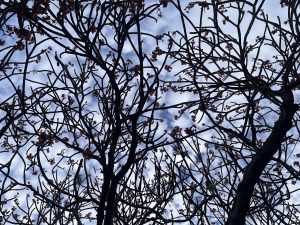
left=0, top=1, right=299, bottom=224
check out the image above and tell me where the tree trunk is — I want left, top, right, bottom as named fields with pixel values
left=226, top=101, right=298, bottom=225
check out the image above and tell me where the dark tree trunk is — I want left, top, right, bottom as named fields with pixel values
left=226, top=100, right=298, bottom=225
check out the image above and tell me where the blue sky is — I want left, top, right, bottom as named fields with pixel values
left=0, top=1, right=299, bottom=224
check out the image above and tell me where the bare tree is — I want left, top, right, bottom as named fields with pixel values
left=162, top=0, right=300, bottom=224
left=0, top=1, right=178, bottom=224
left=0, top=0, right=299, bottom=225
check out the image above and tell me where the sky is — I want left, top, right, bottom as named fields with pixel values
left=0, top=0, right=300, bottom=224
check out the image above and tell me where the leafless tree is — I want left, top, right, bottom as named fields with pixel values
left=0, top=0, right=299, bottom=225
left=162, top=1, right=300, bottom=225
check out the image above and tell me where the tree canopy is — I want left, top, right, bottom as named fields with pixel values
left=0, top=0, right=299, bottom=224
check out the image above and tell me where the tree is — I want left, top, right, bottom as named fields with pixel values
left=0, top=0, right=299, bottom=224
